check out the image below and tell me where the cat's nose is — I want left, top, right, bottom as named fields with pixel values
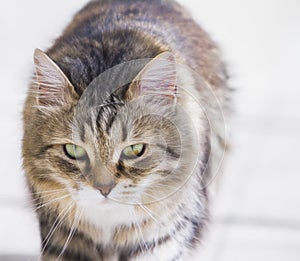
left=97, top=182, right=116, bottom=197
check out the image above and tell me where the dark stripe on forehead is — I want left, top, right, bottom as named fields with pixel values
left=95, top=91, right=126, bottom=133
left=86, top=116, right=94, bottom=133
left=121, top=121, right=127, bottom=141
left=96, top=104, right=118, bottom=134
left=105, top=109, right=117, bottom=133
left=80, top=124, right=86, bottom=142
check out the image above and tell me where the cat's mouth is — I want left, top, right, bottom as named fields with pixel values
left=94, top=190, right=116, bottom=207
left=99, top=196, right=114, bottom=206
left=74, top=185, right=114, bottom=207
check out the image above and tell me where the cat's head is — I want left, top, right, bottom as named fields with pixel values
left=23, top=49, right=201, bottom=227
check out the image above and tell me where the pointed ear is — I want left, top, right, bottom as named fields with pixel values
left=34, top=48, right=78, bottom=108
left=126, top=52, right=177, bottom=102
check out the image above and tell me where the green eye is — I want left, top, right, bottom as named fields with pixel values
left=122, top=144, right=146, bottom=159
left=64, top=144, right=87, bottom=160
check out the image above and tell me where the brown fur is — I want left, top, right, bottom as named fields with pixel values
left=22, top=0, right=230, bottom=260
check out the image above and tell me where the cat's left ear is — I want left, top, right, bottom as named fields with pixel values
left=125, top=51, right=177, bottom=102
left=34, top=49, right=78, bottom=109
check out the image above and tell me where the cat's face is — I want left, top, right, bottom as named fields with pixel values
left=24, top=50, right=200, bottom=228
left=51, top=98, right=182, bottom=202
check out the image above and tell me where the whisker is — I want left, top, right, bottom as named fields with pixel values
left=29, top=188, right=67, bottom=196
left=138, top=204, right=160, bottom=224
left=7, top=189, right=67, bottom=201
left=56, top=206, right=82, bottom=260
left=130, top=209, right=145, bottom=257
left=132, top=209, right=149, bottom=254
left=138, top=191, right=160, bottom=202
left=27, top=191, right=67, bottom=205
left=42, top=203, right=73, bottom=252
left=139, top=182, right=178, bottom=190
left=34, top=194, right=70, bottom=210
left=39, top=202, right=75, bottom=260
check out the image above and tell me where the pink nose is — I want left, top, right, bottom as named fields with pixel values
left=97, top=182, right=116, bottom=197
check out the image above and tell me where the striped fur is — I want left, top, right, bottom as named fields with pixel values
left=22, top=0, right=230, bottom=260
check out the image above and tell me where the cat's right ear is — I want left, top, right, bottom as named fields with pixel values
left=33, top=49, right=78, bottom=110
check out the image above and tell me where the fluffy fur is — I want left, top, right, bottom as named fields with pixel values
left=22, top=0, right=230, bottom=260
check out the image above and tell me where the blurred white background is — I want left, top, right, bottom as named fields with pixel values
left=0, top=0, right=299, bottom=260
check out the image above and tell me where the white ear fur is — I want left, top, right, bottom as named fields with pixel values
left=128, top=51, right=177, bottom=101
left=34, top=48, right=78, bottom=108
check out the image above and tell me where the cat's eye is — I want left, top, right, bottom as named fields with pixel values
left=64, top=144, right=87, bottom=160
left=122, top=144, right=146, bottom=159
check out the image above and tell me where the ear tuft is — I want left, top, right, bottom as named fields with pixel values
left=126, top=51, right=177, bottom=102
left=34, top=48, right=78, bottom=108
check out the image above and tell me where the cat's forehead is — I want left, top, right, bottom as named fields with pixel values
left=71, top=95, right=177, bottom=148
left=72, top=102, right=128, bottom=144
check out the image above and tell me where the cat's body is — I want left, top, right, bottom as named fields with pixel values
left=22, top=0, right=229, bottom=260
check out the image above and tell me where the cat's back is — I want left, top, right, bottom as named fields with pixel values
left=65, top=0, right=189, bottom=33
left=46, top=0, right=227, bottom=94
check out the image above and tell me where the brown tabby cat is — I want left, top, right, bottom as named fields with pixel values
left=22, top=0, right=229, bottom=260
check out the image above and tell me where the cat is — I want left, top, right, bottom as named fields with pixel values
left=22, top=0, right=230, bottom=260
